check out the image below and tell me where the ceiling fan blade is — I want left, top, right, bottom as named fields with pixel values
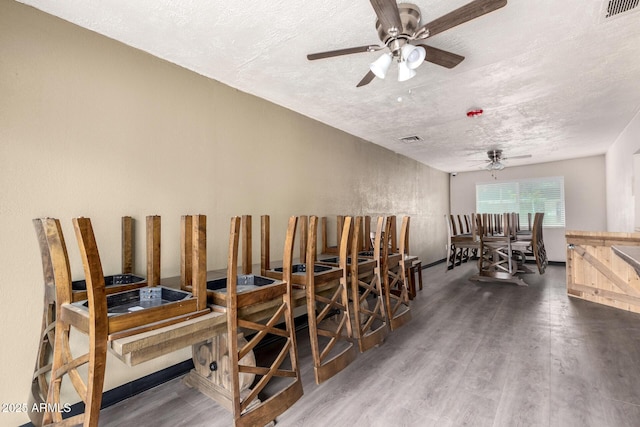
left=307, top=45, right=383, bottom=61
left=467, top=161, right=491, bottom=168
left=503, top=154, right=532, bottom=160
left=356, top=70, right=376, bottom=88
left=417, top=45, right=465, bottom=69
left=414, top=0, right=507, bottom=39
left=369, top=0, right=403, bottom=34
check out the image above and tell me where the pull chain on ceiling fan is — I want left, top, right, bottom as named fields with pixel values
left=306, top=0, right=508, bottom=87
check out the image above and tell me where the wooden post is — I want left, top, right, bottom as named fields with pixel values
left=121, top=216, right=133, bottom=274
left=260, top=215, right=270, bottom=275
left=336, top=215, right=344, bottom=252
left=388, top=215, right=397, bottom=253
left=403, top=215, right=411, bottom=254
left=457, top=215, right=465, bottom=237
left=241, top=215, right=252, bottom=275
left=146, top=216, right=161, bottom=286
left=363, top=215, right=371, bottom=251
left=299, top=215, right=308, bottom=262
left=192, top=215, right=207, bottom=311
left=321, top=216, right=328, bottom=254
left=181, top=215, right=193, bottom=290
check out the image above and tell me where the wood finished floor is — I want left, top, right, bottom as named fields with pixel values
left=99, top=263, right=640, bottom=426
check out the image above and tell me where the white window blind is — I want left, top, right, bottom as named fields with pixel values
left=476, top=176, right=565, bottom=227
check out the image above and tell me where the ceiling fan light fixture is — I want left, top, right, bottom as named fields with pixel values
left=486, top=161, right=505, bottom=171
left=401, top=44, right=426, bottom=69
left=397, top=60, right=416, bottom=82
left=370, top=53, right=392, bottom=79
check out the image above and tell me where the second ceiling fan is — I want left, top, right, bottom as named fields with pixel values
left=307, top=0, right=507, bottom=87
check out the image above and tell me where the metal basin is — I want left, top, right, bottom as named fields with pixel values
left=78, top=286, right=191, bottom=315
left=358, top=251, right=375, bottom=257
left=207, top=275, right=276, bottom=294
left=318, top=256, right=367, bottom=264
left=273, top=264, right=332, bottom=274
left=72, top=274, right=145, bottom=291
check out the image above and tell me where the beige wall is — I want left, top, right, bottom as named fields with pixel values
left=0, top=2, right=449, bottom=424
left=606, top=110, right=640, bottom=232
left=450, top=156, right=607, bottom=262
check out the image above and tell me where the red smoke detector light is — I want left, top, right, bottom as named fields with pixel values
left=467, top=109, right=483, bottom=118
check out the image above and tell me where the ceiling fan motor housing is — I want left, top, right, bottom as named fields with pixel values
left=488, top=149, right=503, bottom=162
left=375, top=3, right=421, bottom=54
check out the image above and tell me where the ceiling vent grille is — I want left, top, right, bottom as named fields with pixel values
left=605, top=0, right=639, bottom=18
left=399, top=135, right=423, bottom=143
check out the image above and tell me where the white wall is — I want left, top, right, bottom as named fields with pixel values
left=606, top=110, right=640, bottom=231
left=0, top=3, right=449, bottom=425
left=450, top=156, right=607, bottom=262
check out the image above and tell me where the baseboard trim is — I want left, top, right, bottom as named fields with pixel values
left=423, top=258, right=446, bottom=269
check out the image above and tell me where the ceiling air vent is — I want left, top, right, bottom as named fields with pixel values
left=399, top=135, right=423, bottom=143
left=605, top=0, right=639, bottom=18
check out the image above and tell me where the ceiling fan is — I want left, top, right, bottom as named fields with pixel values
left=477, top=149, right=532, bottom=170
left=306, top=0, right=508, bottom=87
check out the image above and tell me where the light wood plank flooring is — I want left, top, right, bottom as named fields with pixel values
left=99, top=263, right=640, bottom=426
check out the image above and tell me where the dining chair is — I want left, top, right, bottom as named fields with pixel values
left=223, top=216, right=304, bottom=426
left=29, top=217, right=144, bottom=426
left=378, top=216, right=412, bottom=331
left=348, top=216, right=389, bottom=352
left=305, top=216, right=357, bottom=383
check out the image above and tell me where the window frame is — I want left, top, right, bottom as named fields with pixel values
left=475, top=176, right=566, bottom=228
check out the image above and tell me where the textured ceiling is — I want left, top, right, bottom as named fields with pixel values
left=18, top=0, right=640, bottom=172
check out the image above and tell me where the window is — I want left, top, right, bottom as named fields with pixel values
left=476, top=176, right=565, bottom=227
